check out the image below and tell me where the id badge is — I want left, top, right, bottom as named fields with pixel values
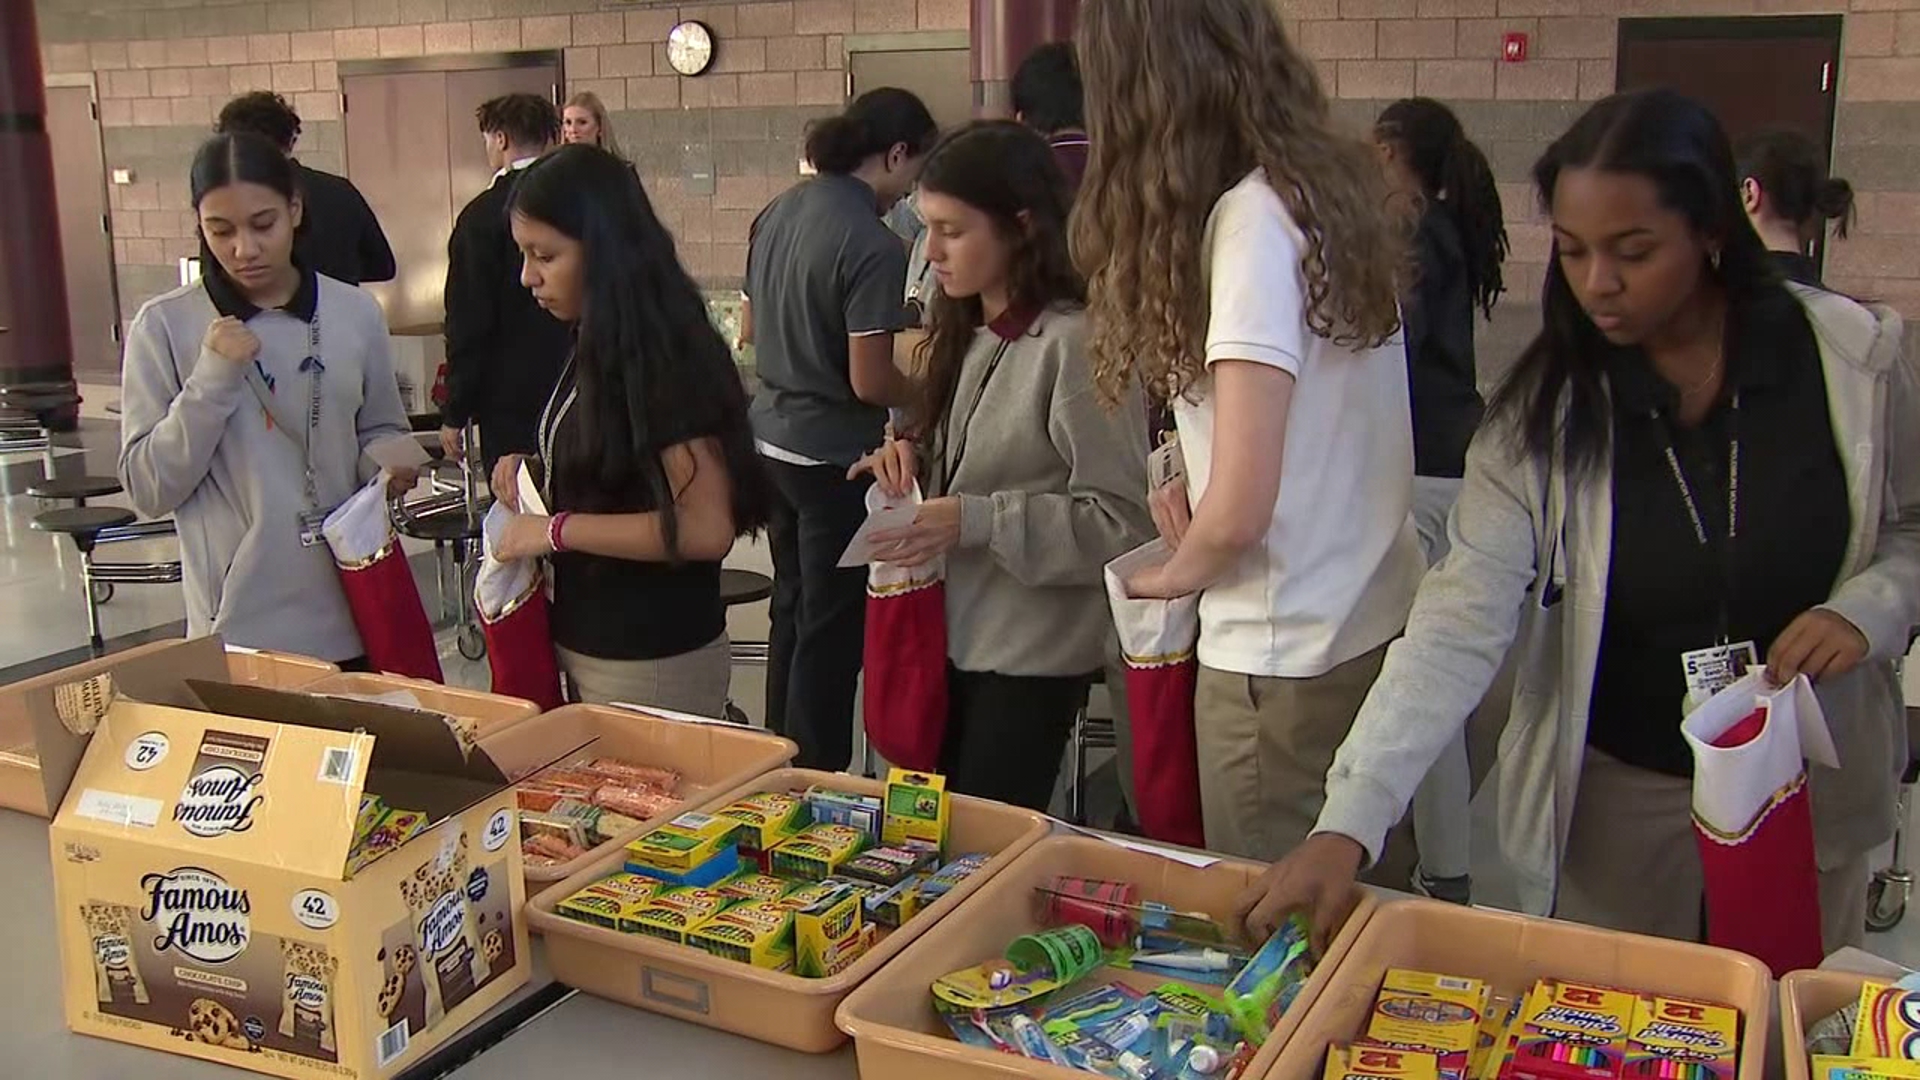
left=1148, top=433, right=1185, bottom=492
left=296, top=506, right=334, bottom=548
left=1680, top=640, right=1759, bottom=713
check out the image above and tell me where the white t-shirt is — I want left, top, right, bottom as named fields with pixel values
left=1174, top=170, right=1425, bottom=678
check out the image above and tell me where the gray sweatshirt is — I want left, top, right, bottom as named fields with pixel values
left=928, top=305, right=1154, bottom=676
left=119, top=273, right=410, bottom=662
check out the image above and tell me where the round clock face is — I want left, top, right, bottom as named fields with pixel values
left=666, top=20, right=715, bottom=76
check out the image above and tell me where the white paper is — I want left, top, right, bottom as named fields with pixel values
left=75, top=788, right=162, bottom=829
left=364, top=433, right=433, bottom=472
left=610, top=701, right=733, bottom=726
left=837, top=482, right=923, bottom=567
left=1059, top=822, right=1222, bottom=869
left=516, top=462, right=548, bottom=517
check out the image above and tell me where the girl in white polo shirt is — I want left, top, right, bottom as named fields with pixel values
left=1074, top=0, right=1425, bottom=861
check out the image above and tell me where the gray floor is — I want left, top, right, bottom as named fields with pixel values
left=5, top=415, right=1915, bottom=967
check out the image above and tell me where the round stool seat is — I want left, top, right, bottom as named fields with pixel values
left=28, top=475, right=123, bottom=501
left=33, top=506, right=136, bottom=537
left=720, top=568, right=774, bottom=606
left=398, top=513, right=483, bottom=544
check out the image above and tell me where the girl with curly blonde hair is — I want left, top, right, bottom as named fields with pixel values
left=1075, top=0, right=1425, bottom=862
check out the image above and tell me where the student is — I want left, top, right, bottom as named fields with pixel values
left=1238, top=90, right=1920, bottom=956
left=119, top=132, right=412, bottom=664
left=441, top=94, right=571, bottom=473
left=1373, top=96, right=1510, bottom=904
left=1011, top=41, right=1089, bottom=194
left=1074, top=0, right=1424, bottom=862
left=743, top=87, right=939, bottom=769
left=850, top=122, right=1153, bottom=810
left=1736, top=129, right=1854, bottom=287
left=216, top=92, right=395, bottom=286
left=562, top=91, right=625, bottom=159
left=486, top=146, right=769, bottom=715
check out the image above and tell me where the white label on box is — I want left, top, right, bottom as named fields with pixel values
left=318, top=746, right=357, bottom=785
left=125, top=732, right=169, bottom=771
left=483, top=809, right=513, bottom=852
left=75, top=788, right=162, bottom=828
left=377, top=1019, right=410, bottom=1067
left=292, top=888, right=340, bottom=930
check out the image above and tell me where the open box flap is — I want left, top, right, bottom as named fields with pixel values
left=17, top=637, right=231, bottom=814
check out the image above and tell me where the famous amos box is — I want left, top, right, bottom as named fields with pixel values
left=31, top=640, right=561, bottom=1080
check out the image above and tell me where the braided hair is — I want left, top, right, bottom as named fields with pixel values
left=1376, top=97, right=1508, bottom=318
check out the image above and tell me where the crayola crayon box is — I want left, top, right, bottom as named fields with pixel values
left=1625, top=994, right=1739, bottom=1080
left=1852, top=983, right=1920, bottom=1060
left=1362, top=969, right=1492, bottom=1080
left=1330, top=1044, right=1444, bottom=1080
left=1500, top=980, right=1639, bottom=1080
left=1813, top=1057, right=1920, bottom=1080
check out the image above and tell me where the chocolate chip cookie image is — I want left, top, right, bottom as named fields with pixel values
left=180, top=997, right=255, bottom=1051
left=391, top=943, right=416, bottom=979
left=376, top=972, right=405, bottom=1018
left=482, top=929, right=505, bottom=970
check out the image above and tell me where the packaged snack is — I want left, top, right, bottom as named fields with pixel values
left=1222, top=912, right=1315, bottom=1045
left=715, top=792, right=810, bottom=851
left=1503, top=980, right=1637, bottom=1080
left=1855, top=983, right=1920, bottom=1060
left=1330, top=1044, right=1444, bottom=1080
left=592, top=784, right=682, bottom=821
left=584, top=758, right=680, bottom=790
left=771, top=823, right=869, bottom=880
left=719, top=872, right=795, bottom=904
left=805, top=787, right=884, bottom=839
left=689, top=900, right=796, bottom=969
left=624, top=812, right=739, bottom=873
left=588, top=808, right=644, bottom=845
left=1812, top=1058, right=1920, bottom=1080
left=841, top=841, right=940, bottom=886
left=865, top=873, right=927, bottom=928
left=523, top=832, right=589, bottom=866
left=345, top=807, right=427, bottom=874
left=521, top=809, right=592, bottom=850
left=514, top=782, right=571, bottom=813
left=791, top=882, right=868, bottom=978
left=1364, top=970, right=1491, bottom=1080
left=1624, top=995, right=1738, bottom=1080
left=882, top=767, right=950, bottom=849
left=622, top=887, right=734, bottom=944
left=353, top=793, right=386, bottom=845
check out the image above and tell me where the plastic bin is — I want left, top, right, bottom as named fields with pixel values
left=1260, top=897, right=1773, bottom=1080
left=476, top=703, right=797, bottom=885
left=222, top=646, right=338, bottom=689
left=835, top=832, right=1376, bottom=1080
left=1781, top=969, right=1873, bottom=1080
left=303, top=671, right=537, bottom=738
left=528, top=767, right=1052, bottom=1053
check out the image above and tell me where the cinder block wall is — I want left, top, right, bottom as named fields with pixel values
left=32, top=0, right=1920, bottom=383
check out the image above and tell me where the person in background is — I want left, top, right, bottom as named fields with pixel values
left=120, top=133, right=412, bottom=665
left=441, top=94, right=570, bottom=473
left=1372, top=96, right=1510, bottom=905
left=1736, top=129, right=1855, bottom=287
left=562, top=91, right=625, bottom=160
left=851, top=122, right=1153, bottom=809
left=215, top=92, right=395, bottom=286
left=1075, top=0, right=1424, bottom=863
left=487, top=146, right=769, bottom=715
left=1011, top=41, right=1089, bottom=194
left=1237, top=90, right=1919, bottom=956
left=742, top=87, right=939, bottom=770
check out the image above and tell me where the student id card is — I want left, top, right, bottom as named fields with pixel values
left=296, top=505, right=333, bottom=548
left=1148, top=432, right=1185, bottom=492
left=1681, top=640, right=1759, bottom=713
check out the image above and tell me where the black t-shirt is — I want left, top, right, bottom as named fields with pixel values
left=1587, top=285, right=1851, bottom=776
left=1404, top=207, right=1484, bottom=478
left=540, top=366, right=725, bottom=661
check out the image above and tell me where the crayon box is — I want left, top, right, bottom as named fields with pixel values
left=881, top=768, right=950, bottom=849
left=1624, top=994, right=1739, bottom=1080
left=1330, top=1044, right=1444, bottom=1080
left=791, top=883, right=868, bottom=978
left=1364, top=969, right=1491, bottom=1080
left=1502, top=980, right=1638, bottom=1080
left=1812, top=1057, right=1920, bottom=1080
left=1853, top=983, right=1920, bottom=1060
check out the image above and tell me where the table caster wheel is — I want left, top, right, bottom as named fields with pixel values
left=1867, top=876, right=1908, bottom=933
left=457, top=625, right=486, bottom=661
left=89, top=581, right=115, bottom=605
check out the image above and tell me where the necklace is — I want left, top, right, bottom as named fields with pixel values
left=1678, top=356, right=1724, bottom=398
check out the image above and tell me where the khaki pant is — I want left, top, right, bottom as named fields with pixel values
left=557, top=635, right=732, bottom=718
left=1558, top=747, right=1868, bottom=953
left=1194, top=644, right=1389, bottom=862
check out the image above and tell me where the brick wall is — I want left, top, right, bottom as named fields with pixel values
left=31, top=0, right=1920, bottom=377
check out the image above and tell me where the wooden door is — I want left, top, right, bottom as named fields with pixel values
left=45, top=84, right=122, bottom=381
left=850, top=49, right=973, bottom=131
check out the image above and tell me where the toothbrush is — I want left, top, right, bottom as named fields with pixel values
left=1131, top=948, right=1238, bottom=972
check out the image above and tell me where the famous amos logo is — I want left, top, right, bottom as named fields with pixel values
left=141, top=866, right=252, bottom=964
left=173, top=731, right=270, bottom=838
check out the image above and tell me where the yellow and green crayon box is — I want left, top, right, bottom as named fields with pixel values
left=1625, top=994, right=1739, bottom=1080
left=625, top=811, right=737, bottom=873
left=792, top=883, right=867, bottom=978
left=882, top=768, right=950, bottom=849
left=688, top=900, right=795, bottom=969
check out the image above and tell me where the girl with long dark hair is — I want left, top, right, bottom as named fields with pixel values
left=488, top=144, right=770, bottom=715
left=1736, top=129, right=1855, bottom=287
left=1239, top=90, right=1919, bottom=956
left=851, top=122, right=1152, bottom=809
left=119, top=132, right=412, bottom=663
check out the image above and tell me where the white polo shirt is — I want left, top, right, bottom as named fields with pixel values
left=1174, top=170, right=1425, bottom=678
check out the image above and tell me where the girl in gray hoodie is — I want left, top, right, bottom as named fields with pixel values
left=119, top=133, right=411, bottom=663
left=853, top=122, right=1154, bottom=810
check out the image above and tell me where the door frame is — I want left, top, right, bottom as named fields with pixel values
left=43, top=71, right=125, bottom=376
left=1615, top=14, right=1843, bottom=156
left=843, top=28, right=971, bottom=105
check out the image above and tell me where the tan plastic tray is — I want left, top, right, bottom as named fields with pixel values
left=476, top=703, right=796, bottom=885
left=528, top=767, right=1051, bottom=1053
left=304, top=671, right=538, bottom=737
left=223, top=647, right=339, bottom=689
left=1781, top=969, right=1872, bottom=1080
left=835, top=832, right=1376, bottom=1080
left=1260, top=897, right=1773, bottom=1080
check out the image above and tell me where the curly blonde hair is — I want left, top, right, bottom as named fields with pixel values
left=1072, top=0, right=1405, bottom=404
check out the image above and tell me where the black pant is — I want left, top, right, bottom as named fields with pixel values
left=941, top=666, right=1091, bottom=812
left=764, top=457, right=870, bottom=771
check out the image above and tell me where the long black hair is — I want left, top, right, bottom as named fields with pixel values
left=190, top=131, right=305, bottom=285
left=1736, top=128, right=1855, bottom=241
left=803, top=87, right=938, bottom=174
left=1487, top=89, right=1775, bottom=477
left=911, top=121, right=1085, bottom=437
left=1375, top=97, right=1508, bottom=318
left=509, top=144, right=769, bottom=557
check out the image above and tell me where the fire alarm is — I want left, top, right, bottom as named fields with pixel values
left=1503, top=32, right=1529, bottom=63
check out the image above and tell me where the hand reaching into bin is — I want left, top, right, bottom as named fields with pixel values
left=1233, top=832, right=1366, bottom=956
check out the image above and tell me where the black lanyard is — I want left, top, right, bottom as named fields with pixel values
left=942, top=336, right=1014, bottom=487
left=1653, top=393, right=1740, bottom=642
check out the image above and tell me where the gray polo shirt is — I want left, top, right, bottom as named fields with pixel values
left=746, top=173, right=908, bottom=467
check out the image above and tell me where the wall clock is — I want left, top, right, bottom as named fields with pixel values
left=666, top=20, right=715, bottom=77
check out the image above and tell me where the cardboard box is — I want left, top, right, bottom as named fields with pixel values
left=26, top=638, right=542, bottom=1079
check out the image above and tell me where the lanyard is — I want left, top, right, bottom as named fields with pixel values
left=1653, top=393, right=1740, bottom=640
left=941, top=336, right=1014, bottom=488
left=536, top=356, right=578, bottom=507
left=246, top=315, right=325, bottom=509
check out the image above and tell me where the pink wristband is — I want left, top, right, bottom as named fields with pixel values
left=547, top=512, right=571, bottom=554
